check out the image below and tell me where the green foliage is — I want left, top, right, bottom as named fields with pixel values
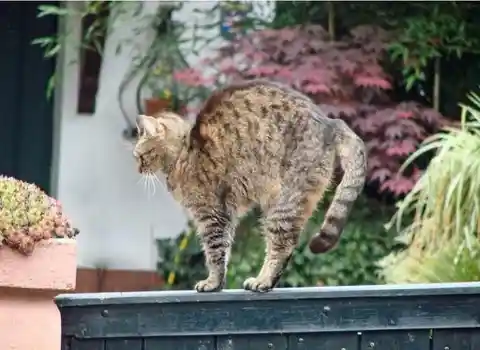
left=379, top=236, right=480, bottom=284
left=33, top=1, right=114, bottom=98
left=379, top=91, right=480, bottom=283
left=32, top=1, right=188, bottom=106
left=156, top=221, right=204, bottom=290
left=272, top=2, right=480, bottom=115
left=157, top=195, right=396, bottom=290
left=388, top=5, right=480, bottom=91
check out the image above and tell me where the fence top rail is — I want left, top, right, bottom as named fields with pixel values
left=56, top=281, right=480, bottom=307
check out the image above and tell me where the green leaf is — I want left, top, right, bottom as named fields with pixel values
left=31, top=37, right=55, bottom=46
left=37, top=5, right=69, bottom=17
left=405, top=75, right=417, bottom=91
left=46, top=74, right=56, bottom=100
left=45, top=44, right=60, bottom=58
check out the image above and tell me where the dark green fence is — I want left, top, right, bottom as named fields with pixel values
left=56, top=282, right=480, bottom=350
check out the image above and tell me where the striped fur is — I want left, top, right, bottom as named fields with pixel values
left=133, top=80, right=367, bottom=293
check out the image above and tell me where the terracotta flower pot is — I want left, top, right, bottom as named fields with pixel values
left=0, top=238, right=77, bottom=350
left=144, top=97, right=171, bottom=115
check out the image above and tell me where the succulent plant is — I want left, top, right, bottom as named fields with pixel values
left=0, top=176, right=79, bottom=255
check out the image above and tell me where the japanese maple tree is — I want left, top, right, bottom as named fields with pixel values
left=173, top=24, right=447, bottom=197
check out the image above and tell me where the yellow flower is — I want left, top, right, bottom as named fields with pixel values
left=167, top=272, right=176, bottom=285
left=153, top=65, right=163, bottom=75
left=163, top=89, right=172, bottom=99
left=179, top=235, right=189, bottom=250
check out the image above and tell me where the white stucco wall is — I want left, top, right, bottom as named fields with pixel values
left=55, top=0, right=274, bottom=271
left=57, top=1, right=188, bottom=271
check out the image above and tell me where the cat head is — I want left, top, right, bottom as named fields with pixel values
left=133, top=112, right=188, bottom=174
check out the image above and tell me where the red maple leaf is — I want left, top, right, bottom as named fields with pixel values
left=304, top=83, right=331, bottom=94
left=276, top=67, right=294, bottom=79
left=385, top=139, right=417, bottom=156
left=421, top=109, right=443, bottom=125
left=397, top=111, right=414, bottom=119
left=366, top=156, right=382, bottom=171
left=398, top=119, right=425, bottom=139
left=340, top=60, right=357, bottom=76
left=366, top=139, right=380, bottom=151
left=246, top=65, right=279, bottom=77
left=172, top=68, right=214, bottom=87
left=380, top=176, right=415, bottom=196
left=354, top=76, right=392, bottom=89
left=385, top=125, right=404, bottom=139
left=370, top=168, right=391, bottom=183
left=257, top=29, right=278, bottom=39
left=278, top=28, right=297, bottom=42
left=352, top=117, right=378, bottom=134
left=218, top=58, right=238, bottom=74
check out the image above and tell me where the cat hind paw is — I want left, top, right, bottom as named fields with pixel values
left=194, top=278, right=224, bottom=293
left=243, top=276, right=274, bottom=293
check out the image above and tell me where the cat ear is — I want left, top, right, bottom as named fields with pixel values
left=137, top=115, right=157, bottom=136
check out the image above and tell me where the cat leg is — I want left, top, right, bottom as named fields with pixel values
left=243, top=176, right=329, bottom=292
left=243, top=190, right=306, bottom=292
left=194, top=207, right=235, bottom=292
left=243, top=208, right=300, bottom=292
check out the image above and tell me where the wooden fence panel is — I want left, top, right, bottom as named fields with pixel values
left=287, top=332, right=358, bottom=350
left=432, top=329, right=480, bottom=350
left=56, top=282, right=480, bottom=350
left=145, top=337, right=215, bottom=350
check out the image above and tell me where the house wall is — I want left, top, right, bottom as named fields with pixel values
left=55, top=0, right=274, bottom=273
left=57, top=1, right=186, bottom=272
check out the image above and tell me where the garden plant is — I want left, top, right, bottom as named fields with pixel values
left=379, top=92, right=480, bottom=284
left=0, top=176, right=78, bottom=255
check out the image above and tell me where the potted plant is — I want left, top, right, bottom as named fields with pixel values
left=0, top=176, right=78, bottom=350
left=144, top=87, right=174, bottom=115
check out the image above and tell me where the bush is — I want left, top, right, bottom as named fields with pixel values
left=157, top=195, right=396, bottom=289
left=0, top=176, right=78, bottom=255
left=174, top=24, right=447, bottom=198
left=378, top=92, right=480, bottom=283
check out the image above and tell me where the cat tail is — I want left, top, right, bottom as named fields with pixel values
left=309, top=119, right=367, bottom=254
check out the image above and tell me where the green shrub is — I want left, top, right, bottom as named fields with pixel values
left=379, top=92, right=480, bottom=284
left=157, top=195, right=396, bottom=289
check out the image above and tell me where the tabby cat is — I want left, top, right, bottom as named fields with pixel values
left=133, top=79, right=367, bottom=293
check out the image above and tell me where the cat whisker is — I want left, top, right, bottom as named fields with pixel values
left=141, top=173, right=159, bottom=198
left=141, top=174, right=150, bottom=194
left=145, top=174, right=152, bottom=197
left=136, top=173, right=159, bottom=198
left=149, top=174, right=157, bottom=197
left=141, top=175, right=147, bottom=193
left=152, top=173, right=165, bottom=194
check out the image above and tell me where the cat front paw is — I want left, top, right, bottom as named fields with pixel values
left=243, top=276, right=274, bottom=293
left=194, top=278, right=224, bottom=293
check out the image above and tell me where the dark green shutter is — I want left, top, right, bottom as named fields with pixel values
left=0, top=1, right=57, bottom=194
